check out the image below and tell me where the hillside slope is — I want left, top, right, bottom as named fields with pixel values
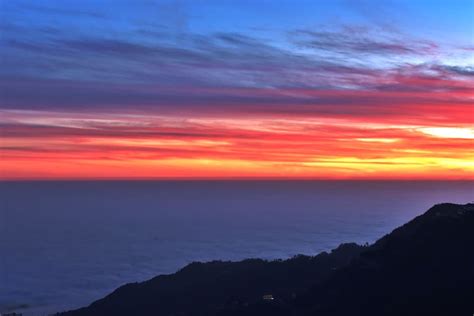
left=60, top=203, right=474, bottom=316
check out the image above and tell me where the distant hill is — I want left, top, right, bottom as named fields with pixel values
left=59, top=203, right=474, bottom=316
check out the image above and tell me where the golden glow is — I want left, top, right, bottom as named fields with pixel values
left=1, top=107, right=473, bottom=180
left=419, top=127, right=474, bottom=139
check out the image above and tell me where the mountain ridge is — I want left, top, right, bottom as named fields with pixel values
left=59, top=203, right=474, bottom=316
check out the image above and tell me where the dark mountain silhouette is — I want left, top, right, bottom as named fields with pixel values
left=59, top=203, right=474, bottom=316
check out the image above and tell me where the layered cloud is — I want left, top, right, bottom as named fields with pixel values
left=0, top=1, right=473, bottom=179
left=2, top=108, right=472, bottom=179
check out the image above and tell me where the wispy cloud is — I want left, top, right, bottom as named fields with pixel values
left=292, top=29, right=437, bottom=56
left=0, top=1, right=472, bottom=179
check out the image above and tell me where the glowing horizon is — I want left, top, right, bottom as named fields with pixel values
left=1, top=1, right=473, bottom=180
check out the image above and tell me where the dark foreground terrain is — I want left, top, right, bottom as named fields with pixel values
left=60, top=203, right=474, bottom=316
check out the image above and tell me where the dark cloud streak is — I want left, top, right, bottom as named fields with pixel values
left=0, top=8, right=472, bottom=117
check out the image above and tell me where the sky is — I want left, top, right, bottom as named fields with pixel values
left=0, top=0, right=473, bottom=180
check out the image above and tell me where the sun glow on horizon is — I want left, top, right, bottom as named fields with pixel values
left=0, top=1, right=473, bottom=180
left=419, top=127, right=474, bottom=139
left=1, top=108, right=473, bottom=180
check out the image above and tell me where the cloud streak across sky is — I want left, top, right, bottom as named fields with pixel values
left=0, top=0, right=473, bottom=179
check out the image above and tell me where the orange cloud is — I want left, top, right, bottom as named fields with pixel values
left=1, top=105, right=473, bottom=180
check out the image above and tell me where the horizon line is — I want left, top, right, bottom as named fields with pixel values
left=2, top=177, right=473, bottom=182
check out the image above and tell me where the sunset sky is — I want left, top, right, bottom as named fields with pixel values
left=0, top=0, right=473, bottom=179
